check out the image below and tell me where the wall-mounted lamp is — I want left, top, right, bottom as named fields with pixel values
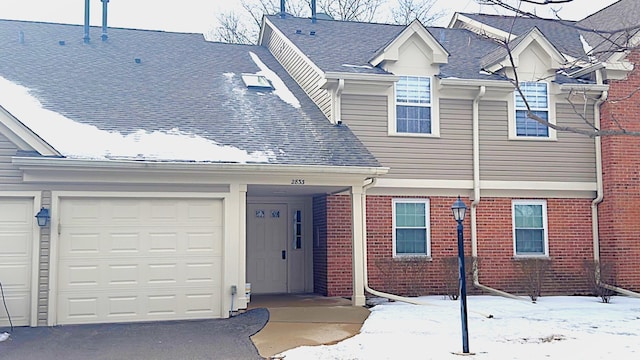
left=35, top=207, right=51, bottom=227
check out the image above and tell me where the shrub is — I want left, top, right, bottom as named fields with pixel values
left=441, top=256, right=474, bottom=300
left=517, top=258, right=551, bottom=302
left=583, top=260, right=616, bottom=303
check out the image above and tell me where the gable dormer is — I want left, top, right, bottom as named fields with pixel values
left=370, top=20, right=449, bottom=74
left=481, top=27, right=566, bottom=81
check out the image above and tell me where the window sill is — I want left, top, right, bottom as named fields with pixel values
left=392, top=255, right=433, bottom=262
left=512, top=255, right=551, bottom=261
left=388, top=132, right=440, bottom=138
left=508, top=135, right=557, bottom=142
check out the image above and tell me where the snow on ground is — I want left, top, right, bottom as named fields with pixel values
left=281, top=296, right=640, bottom=359
left=0, top=76, right=273, bottom=163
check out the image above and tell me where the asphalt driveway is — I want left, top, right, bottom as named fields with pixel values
left=0, top=308, right=269, bottom=360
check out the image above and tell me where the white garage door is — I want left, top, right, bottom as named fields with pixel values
left=57, top=198, right=223, bottom=325
left=0, top=197, right=33, bottom=327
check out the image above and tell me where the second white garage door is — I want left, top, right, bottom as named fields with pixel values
left=56, top=198, right=223, bottom=325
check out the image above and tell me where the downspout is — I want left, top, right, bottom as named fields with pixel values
left=470, top=85, right=523, bottom=300
left=360, top=178, right=494, bottom=317
left=590, top=77, right=640, bottom=297
left=360, top=178, right=431, bottom=305
left=334, top=79, right=345, bottom=125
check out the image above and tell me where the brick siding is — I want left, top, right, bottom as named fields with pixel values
left=598, top=49, right=640, bottom=291
left=319, top=194, right=594, bottom=297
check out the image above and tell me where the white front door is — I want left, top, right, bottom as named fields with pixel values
left=246, top=203, right=288, bottom=293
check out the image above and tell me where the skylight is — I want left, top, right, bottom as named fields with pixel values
left=241, top=74, right=272, bottom=89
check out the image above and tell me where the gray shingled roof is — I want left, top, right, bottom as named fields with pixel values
left=459, top=13, right=585, bottom=58
left=0, top=19, right=380, bottom=167
left=265, top=15, right=506, bottom=81
left=577, top=0, right=640, bottom=60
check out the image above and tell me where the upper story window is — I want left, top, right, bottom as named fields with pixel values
left=512, top=200, right=548, bottom=257
left=515, top=82, right=549, bottom=137
left=396, top=76, right=432, bottom=134
left=393, top=199, right=430, bottom=257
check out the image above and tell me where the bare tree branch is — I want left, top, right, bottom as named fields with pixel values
left=391, top=0, right=446, bottom=26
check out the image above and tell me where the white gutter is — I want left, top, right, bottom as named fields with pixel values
left=12, top=156, right=389, bottom=176
left=360, top=178, right=494, bottom=317
left=470, top=86, right=523, bottom=301
left=590, top=81, right=640, bottom=298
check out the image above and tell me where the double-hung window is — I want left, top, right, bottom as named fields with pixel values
left=393, top=199, right=430, bottom=256
left=512, top=200, right=548, bottom=256
left=515, top=82, right=549, bottom=137
left=396, top=76, right=432, bottom=134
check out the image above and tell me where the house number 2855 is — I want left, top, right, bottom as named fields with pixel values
left=291, top=179, right=305, bottom=185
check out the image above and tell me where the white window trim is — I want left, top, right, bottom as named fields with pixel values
left=388, top=76, right=440, bottom=138
left=392, top=198, right=431, bottom=257
left=512, top=199, right=549, bottom=257
left=508, top=82, right=557, bottom=141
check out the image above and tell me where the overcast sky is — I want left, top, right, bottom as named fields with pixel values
left=0, top=0, right=620, bottom=36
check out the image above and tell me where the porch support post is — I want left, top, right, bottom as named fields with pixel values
left=351, top=185, right=366, bottom=306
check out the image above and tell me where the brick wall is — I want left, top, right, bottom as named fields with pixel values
left=599, top=49, right=640, bottom=291
left=312, top=195, right=328, bottom=295
left=476, top=198, right=593, bottom=295
left=325, top=195, right=353, bottom=296
left=321, top=194, right=594, bottom=297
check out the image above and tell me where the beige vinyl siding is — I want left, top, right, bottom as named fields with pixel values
left=0, top=132, right=22, bottom=184
left=343, top=95, right=473, bottom=179
left=263, top=28, right=332, bottom=119
left=479, top=101, right=596, bottom=182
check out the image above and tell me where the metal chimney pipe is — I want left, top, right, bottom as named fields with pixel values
left=101, top=0, right=109, bottom=41
left=84, top=0, right=90, bottom=43
left=311, top=0, right=317, bottom=23
left=280, top=0, right=286, bottom=19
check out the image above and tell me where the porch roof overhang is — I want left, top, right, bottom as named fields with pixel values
left=12, top=156, right=389, bottom=194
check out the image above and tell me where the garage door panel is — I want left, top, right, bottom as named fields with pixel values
left=0, top=199, right=32, bottom=225
left=0, top=232, right=30, bottom=255
left=148, top=233, right=179, bottom=252
left=0, top=197, right=33, bottom=327
left=58, top=198, right=223, bottom=325
left=0, top=292, right=30, bottom=325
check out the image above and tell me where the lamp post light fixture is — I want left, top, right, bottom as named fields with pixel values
left=451, top=196, right=470, bottom=354
left=35, top=207, right=51, bottom=227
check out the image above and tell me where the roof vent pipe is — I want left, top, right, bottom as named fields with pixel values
left=101, top=0, right=109, bottom=41
left=311, top=0, right=317, bottom=23
left=280, top=0, right=286, bottom=18
left=84, top=0, right=90, bottom=43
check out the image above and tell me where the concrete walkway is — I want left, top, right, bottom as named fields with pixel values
left=248, top=294, right=370, bottom=359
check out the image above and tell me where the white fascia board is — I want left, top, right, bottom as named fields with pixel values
left=481, top=180, right=596, bottom=192
left=12, top=156, right=389, bottom=184
left=558, top=83, right=609, bottom=94
left=370, top=20, right=449, bottom=67
left=448, top=13, right=513, bottom=42
left=374, top=178, right=473, bottom=189
left=262, top=17, right=325, bottom=76
left=439, top=77, right=514, bottom=90
left=323, top=72, right=399, bottom=82
left=0, top=106, right=59, bottom=155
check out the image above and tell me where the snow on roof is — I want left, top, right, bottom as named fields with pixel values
left=249, top=52, right=301, bottom=108
left=0, top=76, right=274, bottom=163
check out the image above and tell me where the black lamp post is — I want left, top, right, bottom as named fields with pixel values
left=451, top=196, right=470, bottom=354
